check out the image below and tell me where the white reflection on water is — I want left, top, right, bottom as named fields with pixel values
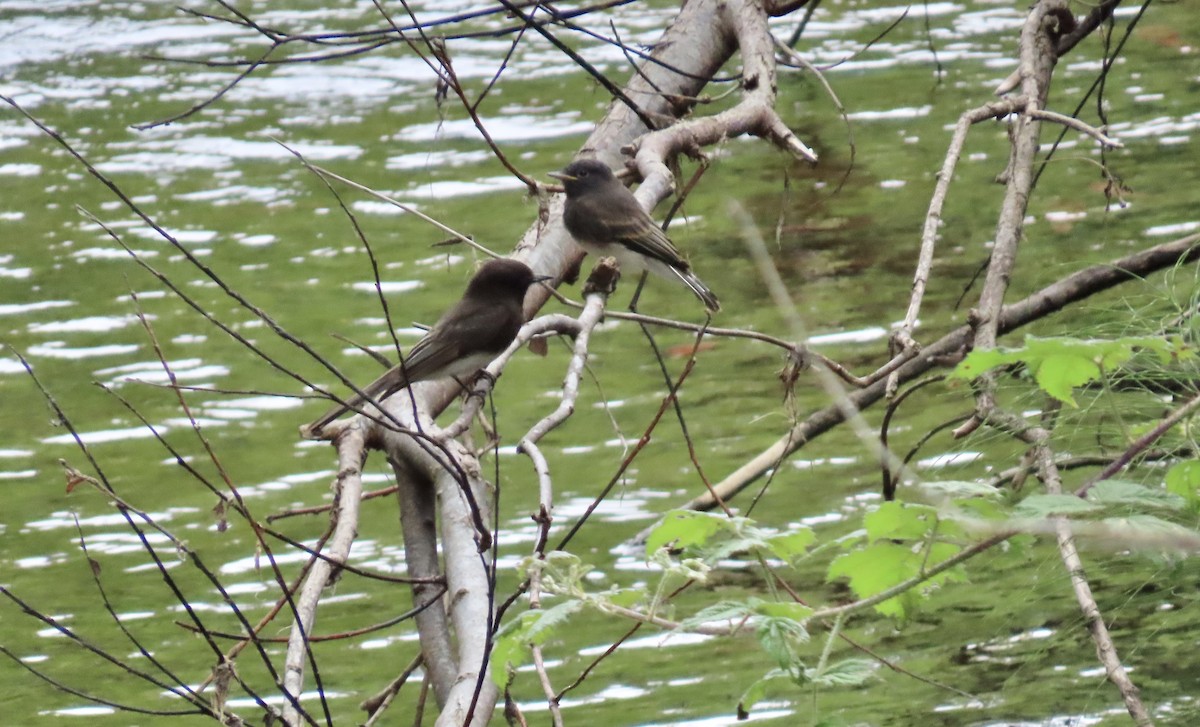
left=27, top=314, right=143, bottom=333
left=94, top=358, right=230, bottom=387
left=203, top=396, right=305, bottom=412
left=41, top=426, right=169, bottom=445
left=387, top=148, right=492, bottom=170
left=0, top=301, right=72, bottom=317
left=0, top=469, right=38, bottom=478
left=916, top=451, right=983, bottom=469
left=25, top=508, right=184, bottom=532
left=71, top=246, right=158, bottom=261
left=807, top=326, right=888, bottom=346
left=26, top=341, right=140, bottom=359
left=397, top=113, right=592, bottom=142
left=0, top=263, right=32, bottom=279
left=0, top=162, right=40, bottom=176
left=0, top=357, right=31, bottom=374
left=397, top=175, right=529, bottom=201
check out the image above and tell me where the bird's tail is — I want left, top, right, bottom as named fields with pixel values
left=301, top=370, right=403, bottom=437
left=672, top=267, right=721, bottom=313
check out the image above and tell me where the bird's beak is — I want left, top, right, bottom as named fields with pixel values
left=532, top=274, right=555, bottom=284
left=547, top=171, right=576, bottom=182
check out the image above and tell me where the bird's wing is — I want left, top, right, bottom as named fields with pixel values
left=303, top=310, right=518, bottom=435
left=382, top=309, right=512, bottom=396
left=611, top=216, right=691, bottom=270
left=573, top=192, right=691, bottom=269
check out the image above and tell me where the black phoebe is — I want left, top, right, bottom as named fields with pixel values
left=549, top=159, right=720, bottom=313
left=304, top=258, right=546, bottom=434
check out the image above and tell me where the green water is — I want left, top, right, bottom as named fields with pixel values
left=3, top=1, right=1200, bottom=725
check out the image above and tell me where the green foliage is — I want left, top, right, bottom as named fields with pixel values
left=827, top=540, right=964, bottom=619
left=1166, top=460, right=1200, bottom=512
left=807, top=658, right=876, bottom=687
left=758, top=614, right=810, bottom=669
left=864, top=500, right=938, bottom=541
left=645, top=510, right=815, bottom=564
left=1014, top=481, right=1186, bottom=519
left=492, top=600, right=585, bottom=685
left=826, top=501, right=967, bottom=619
left=737, top=659, right=876, bottom=718
left=949, top=335, right=1191, bottom=406
left=644, top=510, right=727, bottom=555
left=1014, top=493, right=1103, bottom=518
left=1087, top=479, right=1186, bottom=510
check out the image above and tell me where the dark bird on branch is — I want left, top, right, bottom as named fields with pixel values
left=550, top=158, right=720, bottom=313
left=304, top=258, right=547, bottom=435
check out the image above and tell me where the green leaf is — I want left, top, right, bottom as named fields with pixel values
left=807, top=658, right=876, bottom=687
left=951, top=497, right=1008, bottom=521
left=764, top=528, right=816, bottom=561
left=1033, top=353, right=1100, bottom=406
left=752, top=601, right=814, bottom=622
left=1014, top=493, right=1102, bottom=518
left=1087, top=480, right=1185, bottom=510
left=864, top=501, right=937, bottom=543
left=948, top=348, right=1016, bottom=380
left=490, top=600, right=588, bottom=685
left=607, top=588, right=646, bottom=609
left=947, top=337, right=1190, bottom=401
left=756, top=615, right=809, bottom=668
left=737, top=670, right=794, bottom=719
left=827, top=541, right=963, bottom=619
left=681, top=600, right=753, bottom=629
left=829, top=544, right=911, bottom=618
left=1165, top=460, right=1200, bottom=507
left=645, top=510, right=729, bottom=556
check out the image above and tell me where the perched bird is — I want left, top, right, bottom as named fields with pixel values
left=549, top=158, right=720, bottom=312
left=304, top=258, right=547, bottom=434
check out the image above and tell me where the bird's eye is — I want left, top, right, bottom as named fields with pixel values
left=579, top=170, right=589, bottom=177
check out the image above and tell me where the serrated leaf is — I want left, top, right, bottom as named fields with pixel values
left=828, top=541, right=965, bottom=619
left=607, top=588, right=646, bottom=609
left=1165, top=460, right=1200, bottom=506
left=764, top=528, right=816, bottom=561
left=737, top=670, right=794, bottom=719
left=948, top=336, right=1188, bottom=391
left=865, top=501, right=937, bottom=543
left=491, top=612, right=538, bottom=683
left=681, top=600, right=753, bottom=629
left=1087, top=480, right=1185, bottom=510
left=807, top=658, right=876, bottom=687
left=645, top=510, right=730, bottom=557
left=1014, top=493, right=1102, bottom=518
left=752, top=602, right=814, bottom=622
left=490, top=601, right=586, bottom=686
left=1033, top=353, right=1100, bottom=406
left=756, top=616, right=808, bottom=668
left=949, top=497, right=1008, bottom=521
left=949, top=348, right=1011, bottom=379
left=706, top=535, right=761, bottom=562
left=829, top=544, right=911, bottom=618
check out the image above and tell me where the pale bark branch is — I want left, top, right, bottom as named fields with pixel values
left=282, top=427, right=367, bottom=725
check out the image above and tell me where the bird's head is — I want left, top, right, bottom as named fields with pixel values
left=548, top=159, right=616, bottom=197
left=466, top=258, right=551, bottom=299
